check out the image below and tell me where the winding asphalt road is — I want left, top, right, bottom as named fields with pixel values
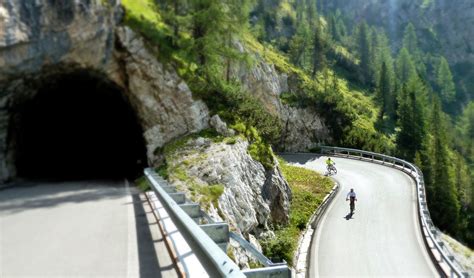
left=282, top=154, right=439, bottom=277
left=0, top=180, right=178, bottom=277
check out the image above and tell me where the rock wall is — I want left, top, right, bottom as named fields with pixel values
left=0, top=1, right=209, bottom=182
left=113, top=28, right=209, bottom=163
left=231, top=43, right=331, bottom=151
left=165, top=135, right=291, bottom=267
left=168, top=137, right=291, bottom=234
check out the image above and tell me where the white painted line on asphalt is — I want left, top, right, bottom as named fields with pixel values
left=125, top=179, right=139, bottom=277
left=311, top=175, right=342, bottom=278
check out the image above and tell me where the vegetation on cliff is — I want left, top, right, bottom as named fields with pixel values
left=261, top=159, right=333, bottom=265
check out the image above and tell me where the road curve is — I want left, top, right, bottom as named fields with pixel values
left=282, top=154, right=438, bottom=277
left=0, top=180, right=178, bottom=277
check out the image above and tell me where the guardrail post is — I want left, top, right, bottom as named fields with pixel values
left=199, top=223, right=230, bottom=252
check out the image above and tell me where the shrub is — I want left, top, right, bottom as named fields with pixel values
left=230, top=121, right=275, bottom=169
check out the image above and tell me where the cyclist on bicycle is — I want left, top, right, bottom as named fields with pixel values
left=326, top=157, right=337, bottom=174
left=346, top=188, right=357, bottom=213
left=326, top=157, right=334, bottom=167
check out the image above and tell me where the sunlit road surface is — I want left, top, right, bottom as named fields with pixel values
left=0, top=180, right=178, bottom=277
left=281, top=154, right=439, bottom=277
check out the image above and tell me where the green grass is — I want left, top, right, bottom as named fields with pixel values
left=161, top=129, right=223, bottom=158
left=261, top=159, right=334, bottom=265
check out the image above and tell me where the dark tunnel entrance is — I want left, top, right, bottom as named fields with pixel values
left=13, top=70, right=148, bottom=180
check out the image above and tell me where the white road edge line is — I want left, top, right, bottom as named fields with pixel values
left=125, top=179, right=139, bottom=278
left=312, top=175, right=342, bottom=278
left=408, top=175, right=440, bottom=275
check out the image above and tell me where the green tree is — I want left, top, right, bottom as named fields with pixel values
left=435, top=57, right=456, bottom=103
left=402, top=23, right=418, bottom=55
left=306, top=0, right=317, bottom=27
left=427, top=98, right=460, bottom=233
left=190, top=0, right=250, bottom=78
left=457, top=102, right=474, bottom=161
left=376, top=61, right=396, bottom=131
left=289, top=23, right=311, bottom=68
left=402, top=22, right=427, bottom=78
left=356, top=21, right=373, bottom=85
left=311, top=21, right=327, bottom=76
left=328, top=12, right=347, bottom=43
left=395, top=47, right=417, bottom=85
left=396, top=75, right=427, bottom=161
left=372, top=31, right=392, bottom=86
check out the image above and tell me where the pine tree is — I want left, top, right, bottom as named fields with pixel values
left=289, top=23, right=311, bottom=68
left=402, top=23, right=418, bottom=55
left=396, top=75, right=426, bottom=161
left=401, top=22, right=426, bottom=79
left=190, top=0, right=249, bottom=78
left=395, top=47, right=417, bottom=85
left=376, top=61, right=395, bottom=130
left=356, top=21, right=373, bottom=85
left=296, top=0, right=305, bottom=25
left=306, top=0, right=317, bottom=28
left=428, top=98, right=460, bottom=233
left=311, top=21, right=327, bottom=76
left=435, top=57, right=456, bottom=103
left=459, top=102, right=474, bottom=160
left=329, top=14, right=338, bottom=41
left=372, top=31, right=393, bottom=86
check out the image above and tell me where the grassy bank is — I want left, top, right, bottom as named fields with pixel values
left=261, top=159, right=334, bottom=265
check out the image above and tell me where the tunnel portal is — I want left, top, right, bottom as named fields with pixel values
left=12, top=70, right=147, bottom=180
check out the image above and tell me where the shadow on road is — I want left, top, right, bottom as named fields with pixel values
left=131, top=191, right=180, bottom=277
left=0, top=180, right=125, bottom=215
left=278, top=153, right=322, bottom=164
left=132, top=192, right=163, bottom=277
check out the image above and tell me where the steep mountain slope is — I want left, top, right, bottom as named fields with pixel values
left=320, top=0, right=474, bottom=105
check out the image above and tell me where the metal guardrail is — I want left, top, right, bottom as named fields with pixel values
left=310, top=184, right=340, bottom=231
left=145, top=168, right=245, bottom=277
left=144, top=168, right=292, bottom=278
left=320, top=146, right=469, bottom=278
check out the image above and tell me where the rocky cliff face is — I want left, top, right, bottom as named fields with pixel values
left=231, top=43, right=331, bottom=151
left=0, top=1, right=208, bottom=181
left=168, top=137, right=291, bottom=233
left=165, top=133, right=291, bottom=267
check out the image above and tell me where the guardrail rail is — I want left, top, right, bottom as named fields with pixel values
left=320, top=146, right=469, bottom=278
left=144, top=168, right=292, bottom=278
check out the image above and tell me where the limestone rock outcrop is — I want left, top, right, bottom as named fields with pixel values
left=167, top=137, right=291, bottom=235
left=231, top=42, right=331, bottom=151
left=114, top=27, right=210, bottom=162
left=166, top=136, right=291, bottom=268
